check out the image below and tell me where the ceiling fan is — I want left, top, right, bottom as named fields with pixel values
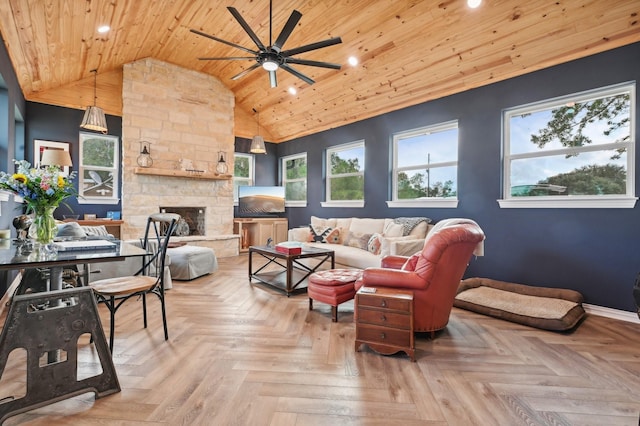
left=190, top=0, right=342, bottom=88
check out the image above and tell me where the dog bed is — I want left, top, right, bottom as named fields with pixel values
left=454, top=277, right=586, bottom=331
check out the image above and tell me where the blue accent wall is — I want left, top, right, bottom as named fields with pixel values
left=25, top=103, right=123, bottom=219
left=275, top=42, right=640, bottom=312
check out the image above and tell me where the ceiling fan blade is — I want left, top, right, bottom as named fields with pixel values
left=190, top=29, right=257, bottom=55
left=269, top=70, right=277, bottom=88
left=280, top=64, right=315, bottom=85
left=227, top=7, right=266, bottom=51
left=285, top=58, right=341, bottom=70
left=281, top=37, right=342, bottom=57
left=272, top=10, right=302, bottom=53
left=198, top=57, right=255, bottom=61
left=231, top=63, right=261, bottom=80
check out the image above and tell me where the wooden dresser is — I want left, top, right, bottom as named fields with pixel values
left=355, top=287, right=415, bottom=361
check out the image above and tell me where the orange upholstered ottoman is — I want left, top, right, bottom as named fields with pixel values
left=308, top=269, right=363, bottom=322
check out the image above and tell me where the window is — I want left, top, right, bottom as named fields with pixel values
left=281, top=153, right=307, bottom=206
left=233, top=153, right=254, bottom=202
left=78, top=132, right=119, bottom=204
left=388, top=121, right=459, bottom=208
left=501, top=82, right=636, bottom=208
left=323, top=141, right=365, bottom=207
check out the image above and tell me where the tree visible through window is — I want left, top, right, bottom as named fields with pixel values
left=392, top=121, right=458, bottom=201
left=326, top=141, right=364, bottom=204
left=503, top=82, right=634, bottom=206
left=281, top=153, right=306, bottom=205
left=233, top=153, right=253, bottom=202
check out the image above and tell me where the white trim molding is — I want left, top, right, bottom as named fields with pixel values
left=584, top=303, right=639, bottom=324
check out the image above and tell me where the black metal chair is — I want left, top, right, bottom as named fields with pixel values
left=90, top=213, right=180, bottom=352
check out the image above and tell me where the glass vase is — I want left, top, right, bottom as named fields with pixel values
left=32, top=205, right=57, bottom=245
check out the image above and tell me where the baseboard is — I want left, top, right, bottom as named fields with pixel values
left=584, top=303, right=640, bottom=324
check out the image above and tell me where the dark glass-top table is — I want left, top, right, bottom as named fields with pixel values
left=0, top=239, right=149, bottom=423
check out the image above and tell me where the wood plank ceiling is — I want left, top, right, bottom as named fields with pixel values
left=0, top=0, right=639, bottom=143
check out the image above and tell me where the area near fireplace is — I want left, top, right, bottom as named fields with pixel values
left=159, top=207, right=205, bottom=236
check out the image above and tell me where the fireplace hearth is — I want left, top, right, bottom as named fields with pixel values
left=159, top=207, right=205, bottom=236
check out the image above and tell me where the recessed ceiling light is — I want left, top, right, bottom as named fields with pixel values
left=348, top=56, right=358, bottom=67
left=288, top=87, right=297, bottom=95
left=467, top=0, right=482, bottom=8
left=97, top=25, right=110, bottom=33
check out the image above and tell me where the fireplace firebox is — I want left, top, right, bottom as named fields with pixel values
left=159, top=207, right=205, bottom=236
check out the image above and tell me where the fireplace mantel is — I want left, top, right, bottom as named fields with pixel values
left=133, top=167, right=232, bottom=180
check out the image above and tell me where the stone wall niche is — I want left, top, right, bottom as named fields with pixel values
left=121, top=58, right=238, bottom=257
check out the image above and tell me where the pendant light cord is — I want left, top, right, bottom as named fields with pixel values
left=91, top=69, right=98, bottom=106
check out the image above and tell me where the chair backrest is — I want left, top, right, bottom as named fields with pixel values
left=136, top=213, right=180, bottom=290
left=410, top=222, right=485, bottom=332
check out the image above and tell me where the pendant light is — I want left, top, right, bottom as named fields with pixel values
left=80, top=69, right=108, bottom=134
left=250, top=108, right=266, bottom=154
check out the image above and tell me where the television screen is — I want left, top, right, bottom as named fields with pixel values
left=238, top=186, right=286, bottom=215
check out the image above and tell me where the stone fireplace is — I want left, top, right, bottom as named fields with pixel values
left=120, top=58, right=239, bottom=257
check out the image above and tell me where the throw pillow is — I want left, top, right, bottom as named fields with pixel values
left=310, top=225, right=341, bottom=243
left=56, top=222, right=87, bottom=238
left=344, top=231, right=372, bottom=250
left=379, top=235, right=417, bottom=258
left=80, top=225, right=109, bottom=237
left=382, top=221, right=405, bottom=237
left=367, top=233, right=382, bottom=255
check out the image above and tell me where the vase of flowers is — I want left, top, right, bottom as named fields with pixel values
left=0, top=160, right=76, bottom=245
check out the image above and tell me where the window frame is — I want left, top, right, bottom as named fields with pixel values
left=281, top=152, right=307, bottom=207
left=499, top=82, right=637, bottom=209
left=387, top=120, right=459, bottom=208
left=322, top=140, right=365, bottom=208
left=233, top=152, right=254, bottom=204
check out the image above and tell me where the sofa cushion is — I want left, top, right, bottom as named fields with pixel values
left=290, top=227, right=313, bottom=242
left=311, top=216, right=337, bottom=229
left=349, top=218, right=386, bottom=235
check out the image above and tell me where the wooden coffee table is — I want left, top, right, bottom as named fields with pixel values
left=248, top=245, right=335, bottom=296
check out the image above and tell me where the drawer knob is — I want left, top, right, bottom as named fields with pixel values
left=380, top=333, right=386, bottom=340
left=380, top=314, right=386, bottom=322
left=380, top=300, right=387, bottom=307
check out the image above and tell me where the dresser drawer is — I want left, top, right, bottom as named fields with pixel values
left=357, top=293, right=411, bottom=311
left=357, top=307, right=411, bottom=329
left=356, top=324, right=412, bottom=348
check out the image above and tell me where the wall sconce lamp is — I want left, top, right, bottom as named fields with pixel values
left=137, top=141, right=153, bottom=167
left=40, top=149, right=73, bottom=168
left=250, top=108, right=267, bottom=154
left=216, top=151, right=228, bottom=174
left=80, top=69, right=108, bottom=134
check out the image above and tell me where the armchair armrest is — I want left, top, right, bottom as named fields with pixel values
left=361, top=268, right=425, bottom=290
left=381, top=255, right=408, bottom=270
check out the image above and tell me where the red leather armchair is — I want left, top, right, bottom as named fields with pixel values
left=355, top=221, right=485, bottom=336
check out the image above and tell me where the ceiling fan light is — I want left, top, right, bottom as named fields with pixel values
left=80, top=106, right=108, bottom=134
left=250, top=135, right=266, bottom=154
left=262, top=60, right=279, bottom=71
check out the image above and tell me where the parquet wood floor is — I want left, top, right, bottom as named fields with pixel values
left=1, top=255, right=639, bottom=425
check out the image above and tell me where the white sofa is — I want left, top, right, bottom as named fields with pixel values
left=288, top=216, right=432, bottom=269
